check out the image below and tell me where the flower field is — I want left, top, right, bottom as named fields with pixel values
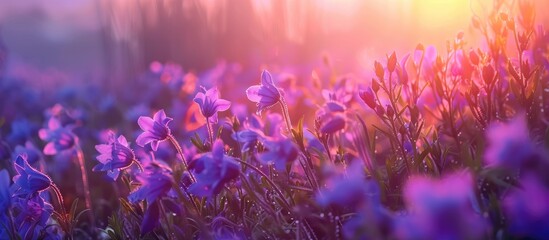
left=1, top=0, right=549, bottom=239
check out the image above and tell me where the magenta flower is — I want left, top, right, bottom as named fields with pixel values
left=193, top=87, right=231, bottom=122
left=246, top=70, right=282, bottom=114
left=136, top=109, right=172, bottom=151
left=93, top=132, right=137, bottom=180
left=38, top=117, right=77, bottom=155
left=12, top=155, right=52, bottom=197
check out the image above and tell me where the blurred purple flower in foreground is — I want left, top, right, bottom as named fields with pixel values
left=246, top=70, right=282, bottom=114
left=316, top=161, right=379, bottom=208
left=503, top=174, right=549, bottom=239
left=93, top=132, right=137, bottom=180
left=193, top=87, right=231, bottom=122
left=396, top=171, right=488, bottom=240
left=189, top=140, right=240, bottom=197
left=484, top=115, right=534, bottom=169
left=136, top=109, right=172, bottom=151
left=38, top=117, right=77, bottom=155
left=0, top=169, right=10, bottom=215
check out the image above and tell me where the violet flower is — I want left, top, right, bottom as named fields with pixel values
left=246, top=70, right=282, bottom=114
left=233, top=114, right=283, bottom=152
left=503, top=174, right=549, bottom=239
left=484, top=115, right=534, bottom=169
left=189, top=140, right=240, bottom=197
left=316, top=161, right=379, bottom=208
left=397, top=171, right=488, bottom=240
left=257, top=138, right=298, bottom=171
left=136, top=109, right=172, bottom=151
left=93, top=132, right=138, bottom=180
left=12, top=155, right=52, bottom=197
left=38, top=117, right=77, bottom=155
left=13, top=194, right=54, bottom=239
left=193, top=87, right=231, bottom=122
left=128, top=163, right=174, bottom=235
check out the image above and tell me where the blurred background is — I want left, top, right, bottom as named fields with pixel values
left=1, top=0, right=548, bottom=90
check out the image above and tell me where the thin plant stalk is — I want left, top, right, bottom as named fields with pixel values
left=167, top=135, right=196, bottom=183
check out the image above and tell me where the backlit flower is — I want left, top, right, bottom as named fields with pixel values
left=93, top=132, right=137, bottom=180
left=136, top=109, right=172, bottom=151
left=12, top=155, right=52, bottom=197
left=189, top=140, right=240, bottom=197
left=246, top=70, right=282, bottom=114
left=193, top=87, right=231, bottom=122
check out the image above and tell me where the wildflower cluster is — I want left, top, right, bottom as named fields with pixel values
left=0, top=1, right=548, bottom=239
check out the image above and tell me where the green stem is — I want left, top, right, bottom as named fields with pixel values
left=167, top=135, right=196, bottom=183
left=235, top=159, right=291, bottom=210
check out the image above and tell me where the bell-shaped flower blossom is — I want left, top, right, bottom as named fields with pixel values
left=38, top=117, right=77, bottom=155
left=189, top=140, right=240, bottom=197
left=193, top=87, right=231, bottom=122
left=128, top=163, right=173, bottom=204
left=136, top=109, right=172, bottom=151
left=93, top=132, right=137, bottom=180
left=128, top=163, right=174, bottom=235
left=257, top=138, right=298, bottom=171
left=12, top=155, right=52, bottom=197
left=246, top=70, right=282, bottom=114
left=232, top=114, right=283, bottom=152
left=13, top=194, right=54, bottom=239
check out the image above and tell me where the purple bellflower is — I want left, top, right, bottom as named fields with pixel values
left=13, top=194, right=54, bottom=239
left=233, top=114, right=283, bottom=152
left=258, top=138, right=298, bottom=171
left=398, top=171, right=488, bottom=240
left=12, top=155, right=52, bottom=197
left=316, top=161, right=380, bottom=208
left=128, top=163, right=174, bottom=234
left=246, top=70, right=282, bottom=115
left=93, top=132, right=138, bottom=180
left=38, top=117, right=77, bottom=155
left=189, top=140, right=240, bottom=197
left=193, top=87, right=231, bottom=123
left=484, top=115, right=534, bottom=169
left=136, top=109, right=172, bottom=151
